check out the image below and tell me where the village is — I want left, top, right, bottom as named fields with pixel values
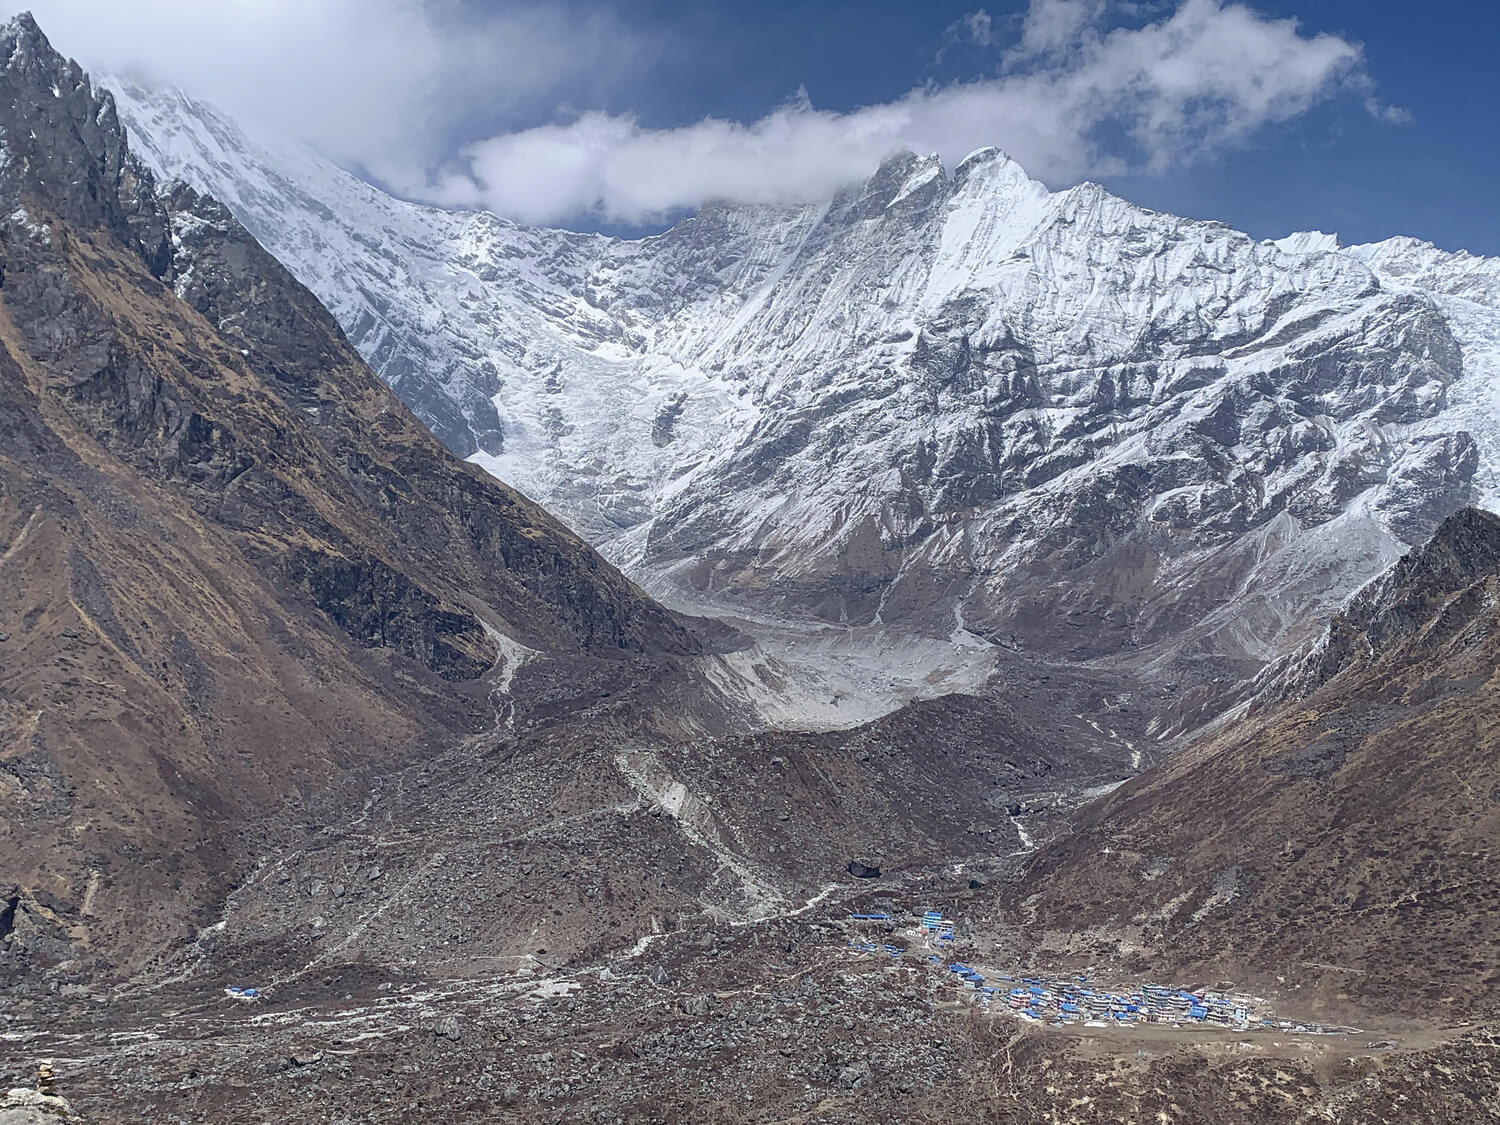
left=840, top=908, right=1360, bottom=1036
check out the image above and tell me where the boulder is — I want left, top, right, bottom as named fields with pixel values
left=0, top=1086, right=79, bottom=1124
left=837, top=1060, right=873, bottom=1090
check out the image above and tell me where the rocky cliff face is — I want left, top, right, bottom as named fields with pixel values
left=1264, top=506, right=1500, bottom=698
left=1011, top=508, right=1500, bottom=1019
left=0, top=20, right=168, bottom=275
left=0, top=14, right=705, bottom=983
left=108, top=81, right=1500, bottom=689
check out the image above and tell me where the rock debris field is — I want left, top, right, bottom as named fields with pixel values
left=3, top=883, right=1441, bottom=1125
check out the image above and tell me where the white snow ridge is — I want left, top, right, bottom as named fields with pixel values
left=109, top=77, right=1500, bottom=695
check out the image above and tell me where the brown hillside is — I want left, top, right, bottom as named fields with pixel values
left=1014, top=508, right=1500, bottom=1021
left=0, top=14, right=703, bottom=982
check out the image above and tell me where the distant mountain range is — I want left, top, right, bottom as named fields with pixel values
left=0, top=15, right=1129, bottom=990
left=108, top=78, right=1500, bottom=698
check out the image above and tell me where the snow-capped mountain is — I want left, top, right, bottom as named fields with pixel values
left=107, top=78, right=1500, bottom=685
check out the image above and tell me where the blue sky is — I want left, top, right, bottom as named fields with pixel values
left=1092, top=1, right=1500, bottom=255
left=14, top=0, right=1500, bottom=254
left=569, top=0, right=1499, bottom=253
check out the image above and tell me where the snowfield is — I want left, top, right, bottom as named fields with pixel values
left=109, top=77, right=1500, bottom=693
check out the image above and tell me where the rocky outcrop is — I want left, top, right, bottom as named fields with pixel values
left=0, top=15, right=168, bottom=275
left=285, top=550, right=493, bottom=680
left=1263, top=507, right=1500, bottom=699
left=0, top=1086, right=86, bottom=1124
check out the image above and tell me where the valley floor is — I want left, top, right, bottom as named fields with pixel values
left=3, top=881, right=1491, bottom=1125
left=6, top=611, right=1492, bottom=1123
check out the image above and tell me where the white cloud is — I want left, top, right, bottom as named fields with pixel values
left=964, top=9, right=998, bottom=49
left=5, top=0, right=1404, bottom=230
left=936, top=7, right=999, bottom=63
left=7, top=0, right=648, bottom=176
left=427, top=0, right=1399, bottom=226
left=1010, top=0, right=1106, bottom=59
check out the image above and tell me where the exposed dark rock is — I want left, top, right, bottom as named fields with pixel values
left=651, top=392, right=689, bottom=447
left=0, top=889, right=18, bottom=943
left=286, top=550, right=492, bottom=681
left=0, top=14, right=169, bottom=274
left=1269, top=507, right=1500, bottom=700
left=1261, top=737, right=1347, bottom=779
left=846, top=861, right=881, bottom=880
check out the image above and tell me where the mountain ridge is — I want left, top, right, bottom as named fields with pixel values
left=1012, top=505, right=1500, bottom=1020
left=0, top=12, right=716, bottom=983
left=105, top=77, right=1500, bottom=707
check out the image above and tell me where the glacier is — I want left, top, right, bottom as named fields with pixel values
left=105, top=77, right=1500, bottom=704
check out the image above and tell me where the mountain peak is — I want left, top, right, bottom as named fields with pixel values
left=954, top=145, right=1013, bottom=177
left=0, top=10, right=171, bottom=275
left=853, top=146, right=1047, bottom=218
left=0, top=9, right=75, bottom=88
left=1, top=9, right=42, bottom=40
left=958, top=144, right=1005, bottom=166
left=1272, top=229, right=1342, bottom=255
left=845, top=149, right=947, bottom=217
left=868, top=148, right=945, bottom=187
left=951, top=145, right=1049, bottom=206
left=1, top=9, right=61, bottom=76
